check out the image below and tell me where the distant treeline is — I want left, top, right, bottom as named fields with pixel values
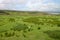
left=0, top=10, right=9, bottom=15
left=0, top=10, right=59, bottom=15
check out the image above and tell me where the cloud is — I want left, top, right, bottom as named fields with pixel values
left=0, top=4, right=6, bottom=9
left=0, top=0, right=4, bottom=3
left=0, top=0, right=60, bottom=11
left=25, top=0, right=60, bottom=11
left=3, top=0, right=28, bottom=4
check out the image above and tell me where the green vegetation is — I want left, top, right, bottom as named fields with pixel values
left=44, top=30, right=60, bottom=40
left=0, top=10, right=60, bottom=40
left=11, top=24, right=28, bottom=31
left=23, top=17, right=40, bottom=24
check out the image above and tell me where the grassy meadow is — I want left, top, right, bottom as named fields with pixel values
left=0, top=10, right=60, bottom=40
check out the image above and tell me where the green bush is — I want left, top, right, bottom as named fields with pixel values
left=23, top=17, right=40, bottom=24
left=0, top=30, right=7, bottom=33
left=16, top=35, right=19, bottom=37
left=0, top=34, right=3, bottom=37
left=4, top=32, right=15, bottom=37
left=9, top=18, right=15, bottom=22
left=44, top=30, right=60, bottom=40
left=0, top=19, right=6, bottom=26
left=11, top=24, right=28, bottom=31
left=23, top=33, right=26, bottom=37
left=37, top=27, right=40, bottom=30
left=23, top=30, right=27, bottom=33
left=28, top=28, right=33, bottom=32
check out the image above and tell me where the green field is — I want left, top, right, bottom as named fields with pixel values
left=0, top=11, right=60, bottom=40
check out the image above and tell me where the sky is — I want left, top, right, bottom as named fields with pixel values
left=0, top=0, right=60, bottom=12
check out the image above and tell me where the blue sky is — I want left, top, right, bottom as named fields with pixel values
left=0, top=0, right=60, bottom=11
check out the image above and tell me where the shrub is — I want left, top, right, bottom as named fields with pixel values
left=0, top=34, right=3, bottom=37
left=9, top=18, right=15, bottom=22
left=23, top=17, right=40, bottom=24
left=23, top=33, right=26, bottom=37
left=12, top=24, right=28, bottom=31
left=44, top=30, right=60, bottom=40
left=16, top=35, right=19, bottom=37
left=23, top=30, right=27, bottom=33
left=28, top=28, right=33, bottom=32
left=57, top=24, right=60, bottom=27
left=5, top=32, right=8, bottom=36
left=37, top=27, right=40, bottom=30
left=0, top=11, right=10, bottom=15
left=0, top=30, right=7, bottom=33
left=4, top=32, right=15, bottom=37
left=12, top=32, right=15, bottom=36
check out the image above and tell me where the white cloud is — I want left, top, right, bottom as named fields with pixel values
left=3, top=0, right=28, bottom=4
left=25, top=0, right=60, bottom=11
left=0, top=0, right=60, bottom=11
left=0, top=4, right=6, bottom=9
left=0, top=0, right=4, bottom=3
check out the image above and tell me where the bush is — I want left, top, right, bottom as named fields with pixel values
left=9, top=18, right=15, bottom=22
left=37, top=27, right=40, bottom=30
left=28, top=28, right=33, bottom=32
left=44, top=30, right=60, bottom=40
left=23, top=30, right=27, bottom=33
left=23, top=33, right=26, bottom=37
left=0, top=34, right=3, bottom=37
left=57, top=24, right=60, bottom=27
left=0, top=30, right=7, bottom=33
left=4, top=32, right=15, bottom=37
left=0, top=11, right=10, bottom=15
left=16, top=35, right=19, bottom=37
left=12, top=24, right=28, bottom=31
left=23, top=17, right=40, bottom=24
